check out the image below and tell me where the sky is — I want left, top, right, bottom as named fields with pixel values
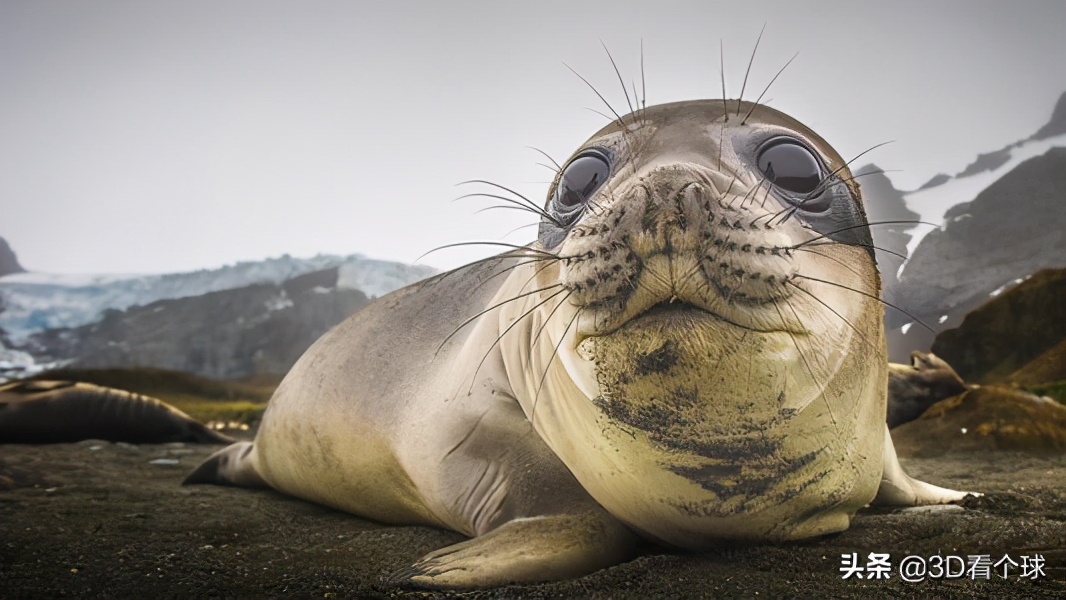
left=2, top=0, right=1064, bottom=275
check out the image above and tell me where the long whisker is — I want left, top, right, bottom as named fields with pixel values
left=527, top=146, right=562, bottom=171
left=736, top=22, right=767, bottom=115
left=793, top=240, right=907, bottom=261
left=791, top=220, right=938, bottom=250
left=467, top=288, right=570, bottom=391
left=786, top=279, right=879, bottom=353
left=436, top=283, right=564, bottom=354
left=503, top=222, right=541, bottom=238
left=639, top=38, right=647, bottom=125
left=417, top=241, right=559, bottom=263
left=601, top=40, right=635, bottom=118
left=530, top=308, right=581, bottom=426
left=767, top=170, right=903, bottom=227
left=470, top=255, right=561, bottom=294
left=566, top=63, right=626, bottom=125
left=720, top=38, right=729, bottom=122
left=741, top=52, right=798, bottom=125
left=794, top=274, right=934, bottom=332
left=794, top=247, right=866, bottom=280
left=457, top=181, right=555, bottom=223
left=777, top=299, right=837, bottom=428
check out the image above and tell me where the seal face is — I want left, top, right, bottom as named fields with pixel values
left=186, top=98, right=975, bottom=589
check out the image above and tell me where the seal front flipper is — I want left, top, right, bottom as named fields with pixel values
left=872, top=426, right=979, bottom=505
left=394, top=510, right=635, bottom=589
left=183, top=441, right=267, bottom=488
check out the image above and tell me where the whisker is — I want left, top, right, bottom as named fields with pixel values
left=794, top=274, right=934, bottom=332
left=741, top=52, right=798, bottom=125
left=417, top=241, right=559, bottom=263
left=777, top=299, right=837, bottom=428
left=436, top=283, right=564, bottom=354
left=566, top=63, right=627, bottom=126
left=467, top=288, right=570, bottom=392
left=527, top=146, right=562, bottom=171
left=639, top=38, right=647, bottom=125
left=503, top=222, right=541, bottom=238
left=786, top=279, right=879, bottom=353
left=530, top=308, right=582, bottom=426
left=736, top=22, right=767, bottom=115
left=791, top=220, right=937, bottom=250
left=470, top=255, right=561, bottom=294
left=794, top=247, right=866, bottom=280
left=800, top=240, right=907, bottom=261
left=601, top=40, right=635, bottom=118
left=457, top=181, right=556, bottom=223
left=720, top=38, right=729, bottom=122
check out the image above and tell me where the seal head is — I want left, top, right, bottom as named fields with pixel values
left=502, top=100, right=926, bottom=545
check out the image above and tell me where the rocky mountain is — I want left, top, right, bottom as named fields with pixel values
left=0, top=244, right=437, bottom=381
left=0, top=237, right=25, bottom=278
left=24, top=267, right=371, bottom=380
left=879, top=90, right=1066, bottom=362
left=1031, top=90, right=1066, bottom=141
left=887, top=145, right=1066, bottom=360
left=0, top=252, right=436, bottom=341
left=931, top=268, right=1065, bottom=385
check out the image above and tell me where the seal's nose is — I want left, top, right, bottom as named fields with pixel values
left=636, top=164, right=720, bottom=253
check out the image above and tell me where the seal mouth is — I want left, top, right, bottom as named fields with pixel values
left=632, top=299, right=788, bottom=334
left=582, top=296, right=805, bottom=340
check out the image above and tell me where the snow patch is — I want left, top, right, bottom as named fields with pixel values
left=900, top=133, right=1066, bottom=260
left=0, top=253, right=436, bottom=341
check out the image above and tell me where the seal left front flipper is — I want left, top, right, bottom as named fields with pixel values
left=873, top=426, right=979, bottom=505
left=395, top=509, right=635, bottom=589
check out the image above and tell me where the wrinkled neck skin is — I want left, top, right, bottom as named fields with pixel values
left=495, top=100, right=889, bottom=547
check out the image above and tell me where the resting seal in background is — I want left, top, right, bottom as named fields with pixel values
left=185, top=98, right=976, bottom=588
left=887, top=351, right=969, bottom=428
left=0, top=380, right=234, bottom=444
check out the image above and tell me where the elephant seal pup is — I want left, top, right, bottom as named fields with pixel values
left=185, top=99, right=975, bottom=588
left=887, top=351, right=969, bottom=428
left=0, top=380, right=234, bottom=444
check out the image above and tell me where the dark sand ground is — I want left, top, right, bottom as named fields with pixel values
left=1, top=437, right=1063, bottom=599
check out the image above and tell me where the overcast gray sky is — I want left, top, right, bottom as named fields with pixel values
left=2, top=0, right=1064, bottom=274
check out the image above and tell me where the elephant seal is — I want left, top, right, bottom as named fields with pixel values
left=0, top=380, right=234, bottom=444
left=887, top=351, right=969, bottom=428
left=185, top=98, right=975, bottom=588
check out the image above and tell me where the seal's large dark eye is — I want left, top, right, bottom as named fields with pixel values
left=553, top=151, right=610, bottom=210
left=757, top=140, right=822, bottom=196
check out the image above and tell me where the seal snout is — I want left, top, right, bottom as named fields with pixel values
left=559, top=161, right=805, bottom=334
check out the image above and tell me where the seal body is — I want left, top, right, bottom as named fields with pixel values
left=887, top=351, right=969, bottom=428
left=0, top=380, right=233, bottom=444
left=186, top=99, right=973, bottom=588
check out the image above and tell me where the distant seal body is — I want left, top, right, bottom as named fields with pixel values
left=186, top=99, right=974, bottom=588
left=0, top=380, right=233, bottom=444
left=887, top=351, right=969, bottom=428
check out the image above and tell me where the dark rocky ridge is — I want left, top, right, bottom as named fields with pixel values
left=0, top=236, right=25, bottom=278
left=932, top=268, right=1066, bottom=383
left=26, top=267, right=368, bottom=379
left=1031, top=90, right=1066, bottom=141
left=917, top=172, right=951, bottom=190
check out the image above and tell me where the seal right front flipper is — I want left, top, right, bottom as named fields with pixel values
left=393, top=388, right=637, bottom=589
